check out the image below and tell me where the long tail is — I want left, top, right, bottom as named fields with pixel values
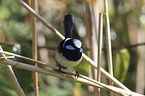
left=63, top=14, right=74, bottom=38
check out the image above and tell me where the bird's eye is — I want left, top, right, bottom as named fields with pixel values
left=65, top=45, right=75, bottom=50
left=73, top=39, right=82, bottom=48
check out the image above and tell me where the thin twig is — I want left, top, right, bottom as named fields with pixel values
left=16, top=0, right=130, bottom=91
left=0, top=46, right=25, bottom=96
left=96, top=12, right=103, bottom=95
left=103, top=42, right=145, bottom=50
left=0, top=59, right=143, bottom=96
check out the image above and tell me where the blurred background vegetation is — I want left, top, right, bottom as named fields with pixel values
left=0, top=0, right=144, bottom=96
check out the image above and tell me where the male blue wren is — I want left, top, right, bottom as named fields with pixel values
left=55, top=14, right=83, bottom=77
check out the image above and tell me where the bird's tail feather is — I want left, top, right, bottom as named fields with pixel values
left=63, top=14, right=74, bottom=38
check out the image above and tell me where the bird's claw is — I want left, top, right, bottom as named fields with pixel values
left=75, top=70, right=79, bottom=78
left=57, top=64, right=62, bottom=72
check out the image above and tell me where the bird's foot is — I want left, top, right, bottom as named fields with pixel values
left=74, top=67, right=79, bottom=78
left=75, top=71, right=79, bottom=78
left=58, top=64, right=62, bottom=72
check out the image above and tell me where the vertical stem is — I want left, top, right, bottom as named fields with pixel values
left=104, top=0, right=114, bottom=96
left=90, top=2, right=98, bottom=95
left=0, top=46, right=25, bottom=96
left=90, top=0, right=98, bottom=79
left=83, top=1, right=94, bottom=92
left=31, top=0, right=39, bottom=96
left=104, top=0, right=113, bottom=76
left=136, top=27, right=145, bottom=94
left=96, top=12, right=103, bottom=96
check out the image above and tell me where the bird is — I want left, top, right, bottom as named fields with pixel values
left=55, top=14, right=83, bottom=77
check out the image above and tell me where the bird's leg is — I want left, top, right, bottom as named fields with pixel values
left=74, top=67, right=79, bottom=78
left=58, top=64, right=62, bottom=72
left=56, top=61, right=62, bottom=72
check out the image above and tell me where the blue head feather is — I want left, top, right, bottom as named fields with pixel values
left=63, top=38, right=71, bottom=48
left=80, top=48, right=83, bottom=52
left=73, top=39, right=82, bottom=48
left=65, top=45, right=75, bottom=50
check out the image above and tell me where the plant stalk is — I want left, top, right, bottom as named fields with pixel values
left=104, top=0, right=114, bottom=95
left=96, top=12, right=103, bottom=95
left=30, top=0, right=39, bottom=95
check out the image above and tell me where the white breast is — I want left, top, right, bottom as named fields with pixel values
left=55, top=50, right=82, bottom=67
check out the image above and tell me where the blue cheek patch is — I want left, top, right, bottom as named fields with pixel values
left=73, top=39, right=82, bottom=48
left=80, top=48, right=83, bottom=52
left=65, top=45, right=75, bottom=50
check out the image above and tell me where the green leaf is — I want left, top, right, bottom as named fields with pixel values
left=0, top=6, right=10, bottom=19
left=114, top=48, right=130, bottom=83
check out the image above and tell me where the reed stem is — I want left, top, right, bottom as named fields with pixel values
left=96, top=12, right=103, bottom=96
left=31, top=0, right=39, bottom=95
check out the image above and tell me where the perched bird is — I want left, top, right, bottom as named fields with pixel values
left=55, top=14, right=83, bottom=77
